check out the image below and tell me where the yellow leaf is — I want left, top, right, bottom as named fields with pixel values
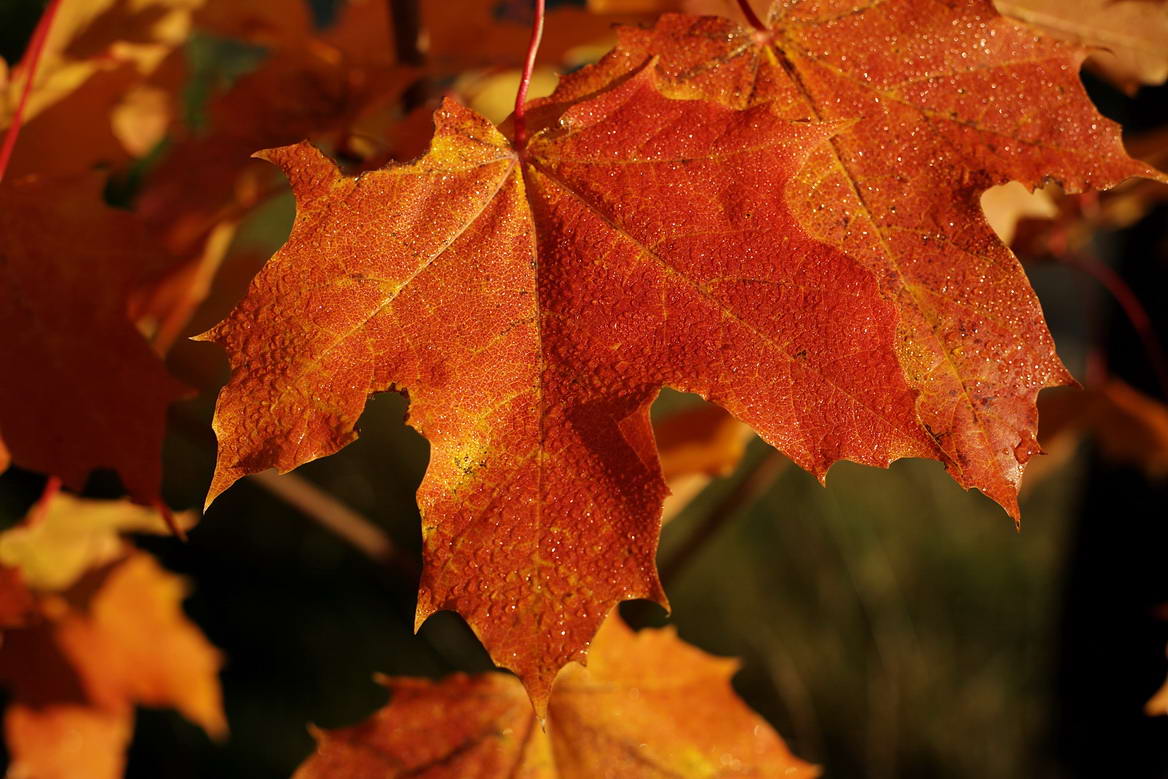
left=0, top=495, right=195, bottom=592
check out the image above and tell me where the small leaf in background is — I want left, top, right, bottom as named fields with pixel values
left=0, top=498, right=223, bottom=779
left=993, top=0, right=1168, bottom=91
left=0, top=493, right=196, bottom=591
left=1034, top=381, right=1168, bottom=483
left=0, top=0, right=199, bottom=178
left=980, top=181, right=1060, bottom=246
left=654, top=403, right=754, bottom=522
left=294, top=612, right=818, bottom=778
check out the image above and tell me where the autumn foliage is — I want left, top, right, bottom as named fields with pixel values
left=0, top=0, right=1166, bottom=775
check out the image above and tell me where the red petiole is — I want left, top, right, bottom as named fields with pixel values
left=0, top=0, right=64, bottom=182
left=512, top=0, right=546, bottom=151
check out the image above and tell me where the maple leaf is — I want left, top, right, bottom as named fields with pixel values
left=0, top=497, right=224, bottom=779
left=201, top=66, right=939, bottom=701
left=0, top=175, right=188, bottom=503
left=539, top=0, right=1164, bottom=516
left=294, top=613, right=818, bottom=778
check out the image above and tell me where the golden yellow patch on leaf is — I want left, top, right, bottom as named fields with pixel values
left=295, top=613, right=817, bottom=778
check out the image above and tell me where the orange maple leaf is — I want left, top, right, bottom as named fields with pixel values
left=539, top=0, right=1164, bottom=516
left=294, top=613, right=818, bottom=778
left=0, top=498, right=223, bottom=779
left=201, top=67, right=938, bottom=702
left=0, top=175, right=188, bottom=503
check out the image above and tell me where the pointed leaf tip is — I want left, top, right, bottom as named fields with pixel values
left=254, top=142, right=339, bottom=202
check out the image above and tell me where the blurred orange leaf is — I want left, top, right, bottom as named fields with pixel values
left=655, top=403, right=754, bottom=522
left=0, top=494, right=196, bottom=592
left=993, top=0, right=1168, bottom=91
left=1, top=0, right=198, bottom=178
left=1038, top=381, right=1168, bottom=477
left=0, top=497, right=223, bottom=779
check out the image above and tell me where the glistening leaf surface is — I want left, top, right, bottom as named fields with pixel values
left=542, top=0, right=1163, bottom=515
left=202, top=69, right=937, bottom=702
left=294, top=614, right=818, bottom=778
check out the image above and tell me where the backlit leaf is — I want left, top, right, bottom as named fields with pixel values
left=538, top=0, right=1163, bottom=516
left=202, top=67, right=937, bottom=701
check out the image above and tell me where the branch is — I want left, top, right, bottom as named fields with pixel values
left=248, top=470, right=414, bottom=577
left=168, top=409, right=414, bottom=577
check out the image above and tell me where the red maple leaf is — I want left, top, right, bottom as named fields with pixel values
left=0, top=176, right=188, bottom=504
left=538, top=0, right=1163, bottom=515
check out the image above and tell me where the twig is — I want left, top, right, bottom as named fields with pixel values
left=168, top=408, right=413, bottom=576
left=511, top=0, right=546, bottom=149
left=660, top=446, right=787, bottom=586
left=387, top=0, right=429, bottom=111
left=0, top=0, right=63, bottom=181
left=248, top=470, right=413, bottom=575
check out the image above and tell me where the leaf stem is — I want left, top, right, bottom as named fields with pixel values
left=735, top=0, right=769, bottom=33
left=0, top=0, right=63, bottom=182
left=512, top=0, right=546, bottom=150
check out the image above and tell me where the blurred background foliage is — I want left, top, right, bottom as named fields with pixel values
left=1, top=0, right=1167, bottom=777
